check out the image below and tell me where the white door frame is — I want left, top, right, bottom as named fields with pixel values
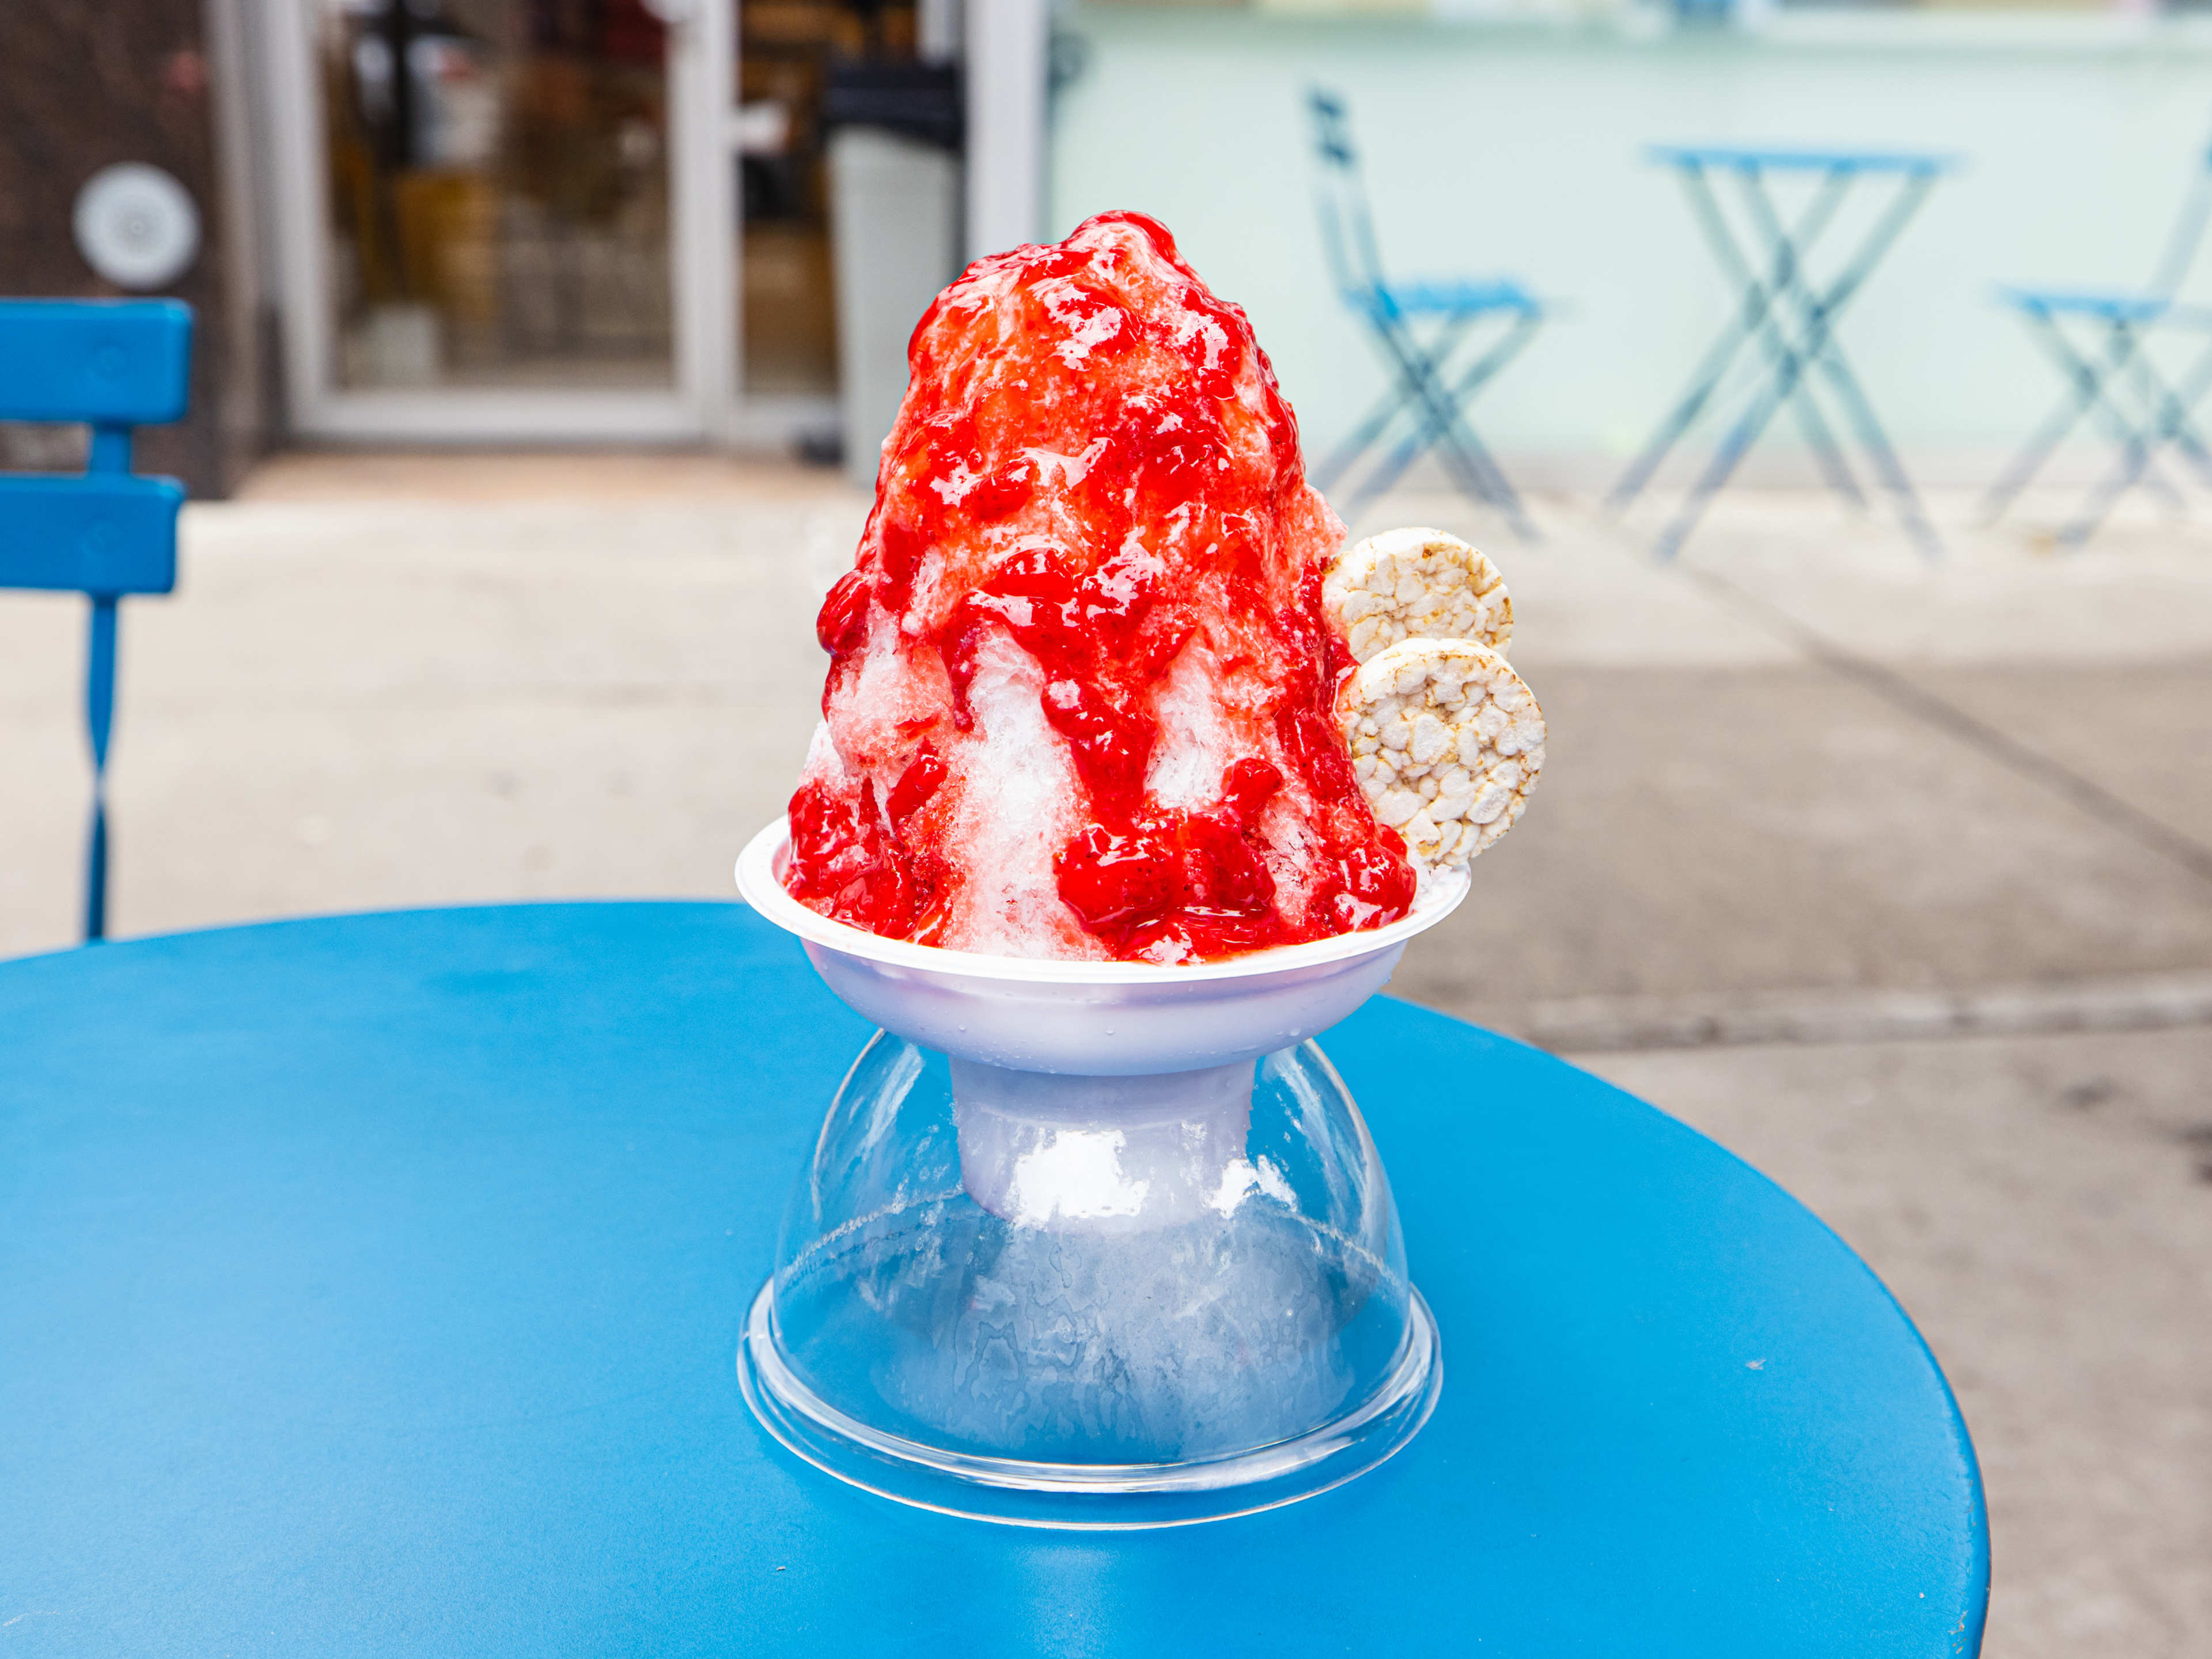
left=964, top=0, right=1048, bottom=261
left=260, top=0, right=824, bottom=447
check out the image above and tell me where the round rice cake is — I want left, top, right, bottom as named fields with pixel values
left=1340, top=637, right=1544, bottom=869
left=1323, top=526, right=1513, bottom=664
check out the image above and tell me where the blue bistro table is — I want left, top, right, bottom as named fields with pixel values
left=0, top=904, right=1987, bottom=1657
left=1611, top=147, right=1955, bottom=562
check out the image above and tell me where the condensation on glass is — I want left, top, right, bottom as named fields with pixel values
left=319, top=0, right=674, bottom=391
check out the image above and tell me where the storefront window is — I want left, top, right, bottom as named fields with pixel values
left=736, top=0, right=921, bottom=398
left=319, top=0, right=675, bottom=391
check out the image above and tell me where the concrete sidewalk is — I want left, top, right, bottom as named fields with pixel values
left=2, top=453, right=2207, bottom=1655
left=1587, top=1027, right=2212, bottom=1657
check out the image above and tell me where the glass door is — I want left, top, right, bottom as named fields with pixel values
left=728, top=0, right=933, bottom=454
left=736, top=2, right=840, bottom=400
left=736, top=0, right=928, bottom=400
left=267, top=0, right=964, bottom=448
left=319, top=0, right=676, bottom=392
left=268, top=0, right=729, bottom=441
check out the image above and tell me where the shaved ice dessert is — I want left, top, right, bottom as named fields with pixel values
left=782, top=211, right=1541, bottom=964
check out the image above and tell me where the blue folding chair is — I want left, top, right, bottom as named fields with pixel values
left=1306, top=89, right=1544, bottom=539
left=0, top=300, right=191, bottom=942
left=1987, top=138, right=2212, bottom=546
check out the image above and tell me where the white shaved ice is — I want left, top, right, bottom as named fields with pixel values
left=940, top=631, right=1103, bottom=959
left=1143, top=639, right=1237, bottom=812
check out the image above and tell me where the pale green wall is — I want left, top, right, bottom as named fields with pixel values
left=1047, top=12, right=2212, bottom=478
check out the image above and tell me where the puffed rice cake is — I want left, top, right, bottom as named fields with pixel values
left=1338, top=636, right=1545, bottom=870
left=1323, top=527, right=1513, bottom=664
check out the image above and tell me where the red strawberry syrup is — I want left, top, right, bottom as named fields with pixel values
left=785, top=211, right=1414, bottom=962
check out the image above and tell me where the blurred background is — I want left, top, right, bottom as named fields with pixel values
left=3, top=1, right=2210, bottom=1653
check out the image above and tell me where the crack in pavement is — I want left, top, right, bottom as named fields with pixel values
left=1680, top=559, right=2212, bottom=892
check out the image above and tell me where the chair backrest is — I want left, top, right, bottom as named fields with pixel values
left=0, top=300, right=189, bottom=599
left=1308, top=88, right=1388, bottom=306
left=0, top=300, right=192, bottom=429
left=0, top=298, right=192, bottom=944
left=2148, top=138, right=2212, bottom=300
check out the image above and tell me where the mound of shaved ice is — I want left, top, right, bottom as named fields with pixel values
left=783, top=211, right=1415, bottom=963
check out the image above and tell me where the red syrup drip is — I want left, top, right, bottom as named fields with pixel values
left=783, top=210, right=1416, bottom=961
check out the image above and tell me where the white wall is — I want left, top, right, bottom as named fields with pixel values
left=1048, top=10, right=2212, bottom=483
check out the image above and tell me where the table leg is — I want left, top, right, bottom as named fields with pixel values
left=1608, top=163, right=1844, bottom=514
left=1722, top=167, right=1870, bottom=512
left=1652, top=352, right=1801, bottom=562
left=1747, top=170, right=1944, bottom=559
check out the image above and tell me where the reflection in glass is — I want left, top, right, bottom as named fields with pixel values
left=320, top=0, right=674, bottom=391
left=736, top=0, right=921, bottom=399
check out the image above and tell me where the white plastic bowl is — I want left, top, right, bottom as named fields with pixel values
left=734, top=817, right=1468, bottom=1076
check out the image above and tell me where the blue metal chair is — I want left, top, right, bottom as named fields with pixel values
left=1306, top=88, right=1543, bottom=539
left=0, top=300, right=191, bottom=942
left=1987, top=139, right=2212, bottom=546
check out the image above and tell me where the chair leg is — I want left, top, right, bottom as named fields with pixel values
left=1321, top=312, right=1479, bottom=500
left=2128, top=336, right=2212, bottom=492
left=2070, top=326, right=2192, bottom=505
left=84, top=596, right=118, bottom=944
left=1457, top=429, right=1537, bottom=541
left=2060, top=387, right=2162, bottom=547
left=1995, top=316, right=2193, bottom=525
left=85, top=793, right=108, bottom=944
left=1347, top=392, right=1517, bottom=529
left=1351, top=312, right=1537, bottom=539
left=2062, top=446, right=2157, bottom=547
left=1395, top=403, right=1533, bottom=539
left=1982, top=324, right=2118, bottom=524
left=1316, top=392, right=1409, bottom=497
left=1409, top=324, right=1541, bottom=536
left=1440, top=312, right=1543, bottom=536
left=1381, top=314, right=1540, bottom=540
left=1344, top=414, right=1450, bottom=520
left=2060, top=327, right=2212, bottom=546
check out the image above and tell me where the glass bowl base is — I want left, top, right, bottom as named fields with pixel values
left=738, top=1279, right=1442, bottom=1530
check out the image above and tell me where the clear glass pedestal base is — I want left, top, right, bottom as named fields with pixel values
left=739, top=1280, right=1439, bottom=1529
left=736, top=1036, right=1444, bottom=1529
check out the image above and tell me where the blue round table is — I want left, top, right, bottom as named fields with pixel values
left=0, top=904, right=1986, bottom=1657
